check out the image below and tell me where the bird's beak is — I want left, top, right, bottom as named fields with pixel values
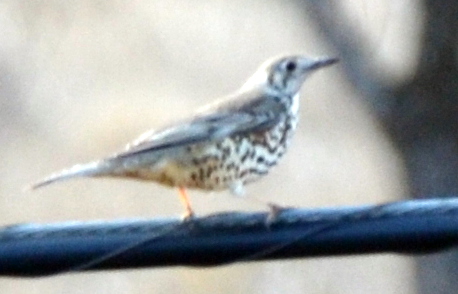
left=308, top=57, right=339, bottom=70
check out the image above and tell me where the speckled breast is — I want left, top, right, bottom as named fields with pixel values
left=159, top=112, right=299, bottom=191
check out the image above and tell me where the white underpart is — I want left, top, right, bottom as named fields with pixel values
left=229, top=181, right=246, bottom=196
left=290, top=93, right=300, bottom=117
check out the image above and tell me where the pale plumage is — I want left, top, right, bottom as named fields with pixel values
left=30, top=55, right=338, bottom=217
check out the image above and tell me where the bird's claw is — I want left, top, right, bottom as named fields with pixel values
left=180, top=210, right=195, bottom=222
left=265, top=202, right=287, bottom=226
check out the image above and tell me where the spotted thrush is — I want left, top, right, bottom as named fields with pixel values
left=30, top=55, right=338, bottom=218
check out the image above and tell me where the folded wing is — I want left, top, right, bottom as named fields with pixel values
left=115, top=91, right=286, bottom=159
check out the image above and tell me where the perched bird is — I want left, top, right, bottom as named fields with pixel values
left=30, top=55, right=338, bottom=218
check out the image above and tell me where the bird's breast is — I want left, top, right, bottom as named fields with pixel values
left=119, top=97, right=300, bottom=193
left=158, top=111, right=299, bottom=191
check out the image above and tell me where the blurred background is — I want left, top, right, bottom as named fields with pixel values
left=1, top=0, right=456, bottom=293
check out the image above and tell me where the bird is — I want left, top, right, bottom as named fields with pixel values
left=29, top=55, right=338, bottom=219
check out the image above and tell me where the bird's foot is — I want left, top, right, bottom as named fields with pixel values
left=180, top=209, right=195, bottom=222
left=178, top=187, right=195, bottom=222
left=265, top=202, right=288, bottom=226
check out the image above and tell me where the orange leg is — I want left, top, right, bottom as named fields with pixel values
left=178, top=187, right=194, bottom=220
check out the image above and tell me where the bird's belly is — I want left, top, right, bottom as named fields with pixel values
left=152, top=120, right=296, bottom=191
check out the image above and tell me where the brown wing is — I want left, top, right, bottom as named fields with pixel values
left=114, top=90, right=286, bottom=159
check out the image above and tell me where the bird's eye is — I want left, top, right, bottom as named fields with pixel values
left=285, top=61, right=297, bottom=72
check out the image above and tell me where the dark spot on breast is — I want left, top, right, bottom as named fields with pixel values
left=198, top=168, right=204, bottom=182
left=249, top=168, right=268, bottom=176
left=250, top=132, right=266, bottom=144
left=225, top=162, right=235, bottom=171
left=241, top=149, right=250, bottom=162
left=249, top=150, right=256, bottom=159
left=279, top=124, right=291, bottom=145
left=221, top=146, right=231, bottom=161
left=222, top=147, right=231, bottom=155
left=206, top=166, right=213, bottom=178
left=257, top=156, right=265, bottom=163
left=191, top=173, right=197, bottom=181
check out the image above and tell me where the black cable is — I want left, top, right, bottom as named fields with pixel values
left=1, top=198, right=458, bottom=277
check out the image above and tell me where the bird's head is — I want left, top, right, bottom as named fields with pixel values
left=241, top=55, right=339, bottom=96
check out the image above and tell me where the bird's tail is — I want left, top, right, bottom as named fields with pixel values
left=28, top=160, right=108, bottom=190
